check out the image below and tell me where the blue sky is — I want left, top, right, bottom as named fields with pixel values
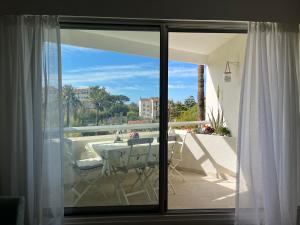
left=62, top=44, right=200, bottom=103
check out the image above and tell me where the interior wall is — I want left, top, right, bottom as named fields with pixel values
left=205, top=35, right=247, bottom=138
left=1, top=0, right=300, bottom=23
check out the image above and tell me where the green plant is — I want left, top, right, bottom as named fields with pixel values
left=207, top=108, right=231, bottom=136
left=192, top=127, right=199, bottom=134
left=215, top=126, right=231, bottom=136
left=207, top=108, right=224, bottom=131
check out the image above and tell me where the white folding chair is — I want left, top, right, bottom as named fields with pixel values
left=147, top=134, right=178, bottom=199
left=110, top=138, right=154, bottom=205
left=65, top=140, right=105, bottom=205
left=144, top=140, right=160, bottom=200
left=168, top=129, right=188, bottom=183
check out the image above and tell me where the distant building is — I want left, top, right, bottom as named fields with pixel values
left=139, top=97, right=159, bottom=119
left=74, top=88, right=90, bottom=101
left=74, top=88, right=94, bottom=109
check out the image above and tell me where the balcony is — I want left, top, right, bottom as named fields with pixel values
left=63, top=121, right=237, bottom=209
left=61, top=29, right=246, bottom=210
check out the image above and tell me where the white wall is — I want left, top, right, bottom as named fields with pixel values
left=178, top=133, right=237, bottom=178
left=205, top=35, right=247, bottom=137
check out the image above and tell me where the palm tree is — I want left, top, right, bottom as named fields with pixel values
left=197, top=65, right=205, bottom=120
left=62, top=85, right=81, bottom=127
left=89, top=86, right=110, bottom=126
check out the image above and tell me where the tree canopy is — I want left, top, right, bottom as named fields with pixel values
left=88, top=86, right=130, bottom=125
left=184, top=95, right=196, bottom=108
left=62, top=85, right=200, bottom=127
left=62, top=85, right=81, bottom=127
left=168, top=96, right=198, bottom=122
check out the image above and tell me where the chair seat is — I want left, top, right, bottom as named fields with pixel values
left=76, top=156, right=102, bottom=170
left=147, top=160, right=159, bottom=167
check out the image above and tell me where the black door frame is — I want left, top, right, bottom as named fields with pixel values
left=60, top=18, right=247, bottom=216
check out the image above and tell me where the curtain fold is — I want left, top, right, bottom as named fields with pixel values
left=236, top=22, right=300, bottom=225
left=0, top=15, right=63, bottom=225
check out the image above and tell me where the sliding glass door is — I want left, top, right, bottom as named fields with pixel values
left=167, top=31, right=246, bottom=209
left=60, top=27, right=162, bottom=210
left=59, top=20, right=247, bottom=214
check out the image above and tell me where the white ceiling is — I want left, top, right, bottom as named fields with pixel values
left=169, top=32, right=237, bottom=55
left=61, top=29, right=240, bottom=64
left=83, top=30, right=160, bottom=46
left=79, top=30, right=237, bottom=55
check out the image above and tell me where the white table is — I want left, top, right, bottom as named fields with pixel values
left=85, top=140, right=161, bottom=175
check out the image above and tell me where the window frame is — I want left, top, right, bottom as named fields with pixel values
left=60, top=17, right=247, bottom=219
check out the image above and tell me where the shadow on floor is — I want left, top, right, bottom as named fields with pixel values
left=64, top=169, right=237, bottom=209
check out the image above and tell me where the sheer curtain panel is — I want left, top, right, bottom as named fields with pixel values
left=236, top=22, right=300, bottom=225
left=0, top=16, right=63, bottom=225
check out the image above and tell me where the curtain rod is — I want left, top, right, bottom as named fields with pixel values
left=58, top=16, right=248, bottom=32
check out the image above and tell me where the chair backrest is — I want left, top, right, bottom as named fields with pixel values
left=64, top=138, right=74, bottom=164
left=126, top=138, right=154, bottom=169
left=174, top=129, right=188, bottom=136
left=174, top=129, right=188, bottom=144
left=173, top=129, right=188, bottom=160
left=168, top=127, right=173, bottom=135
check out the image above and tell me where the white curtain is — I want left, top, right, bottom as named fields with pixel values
left=0, top=16, right=63, bottom=225
left=236, top=22, right=300, bottom=225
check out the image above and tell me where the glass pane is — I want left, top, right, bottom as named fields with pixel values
left=168, top=32, right=246, bottom=209
left=61, top=29, right=160, bottom=207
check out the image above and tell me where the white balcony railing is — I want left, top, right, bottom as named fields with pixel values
left=63, top=120, right=208, bottom=133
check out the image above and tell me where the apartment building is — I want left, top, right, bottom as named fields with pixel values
left=139, top=97, right=159, bottom=119
left=74, top=88, right=94, bottom=109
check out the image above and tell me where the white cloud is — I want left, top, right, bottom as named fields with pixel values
left=168, top=67, right=198, bottom=78
left=122, top=85, right=141, bottom=90
left=106, top=85, right=143, bottom=94
left=168, top=83, right=197, bottom=89
left=63, top=69, right=159, bottom=85
left=66, top=64, right=145, bottom=74
left=62, top=61, right=198, bottom=87
left=62, top=63, right=160, bottom=85
left=61, top=44, right=103, bottom=56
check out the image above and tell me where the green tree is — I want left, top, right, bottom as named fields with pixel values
left=109, top=104, right=129, bottom=117
left=168, top=100, right=179, bottom=121
left=71, top=107, right=93, bottom=126
left=89, top=87, right=130, bottom=125
left=128, top=102, right=139, bottom=113
left=62, top=85, right=81, bottom=127
left=109, top=95, right=130, bottom=104
left=89, top=86, right=111, bottom=125
left=177, top=105, right=198, bottom=122
left=127, top=102, right=140, bottom=121
left=175, top=101, right=187, bottom=114
left=184, top=95, right=196, bottom=109
left=127, top=111, right=140, bottom=121
left=108, top=95, right=130, bottom=122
